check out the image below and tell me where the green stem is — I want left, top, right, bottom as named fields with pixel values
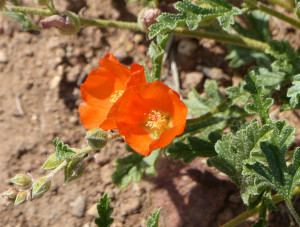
left=286, top=200, right=300, bottom=226
left=186, top=100, right=230, bottom=125
left=261, top=0, right=294, bottom=11
left=256, top=2, right=300, bottom=29
left=46, top=146, right=94, bottom=178
left=221, top=186, right=300, bottom=227
left=6, top=6, right=270, bottom=52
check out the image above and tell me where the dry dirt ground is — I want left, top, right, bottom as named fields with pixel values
left=0, top=1, right=300, bottom=227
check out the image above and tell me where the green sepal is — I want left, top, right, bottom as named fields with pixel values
left=111, top=150, right=160, bottom=189
left=94, top=193, right=114, bottom=227
left=10, top=174, right=32, bottom=190
left=42, top=153, right=63, bottom=170
left=32, top=177, right=51, bottom=199
left=64, top=157, right=85, bottom=184
left=14, top=191, right=28, bottom=206
left=85, top=128, right=108, bottom=150
left=53, top=137, right=76, bottom=161
left=58, top=11, right=80, bottom=35
left=147, top=208, right=161, bottom=227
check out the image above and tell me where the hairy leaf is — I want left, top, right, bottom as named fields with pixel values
left=1, top=12, right=36, bottom=30
left=149, top=0, right=241, bottom=38
left=95, top=193, right=114, bottom=227
left=225, top=81, right=250, bottom=105
left=287, top=74, right=300, bottom=108
left=147, top=208, right=161, bottom=227
left=111, top=150, right=160, bottom=189
left=53, top=137, right=76, bottom=161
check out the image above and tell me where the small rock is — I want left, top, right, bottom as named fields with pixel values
left=120, top=198, right=141, bottom=216
left=70, top=195, right=86, bottom=217
left=134, top=34, right=144, bottom=44
left=206, top=67, right=230, bottom=81
left=86, top=203, right=99, bottom=217
left=182, top=71, right=204, bottom=89
left=177, top=39, right=198, bottom=56
left=0, top=50, right=8, bottom=63
left=49, top=75, right=62, bottom=89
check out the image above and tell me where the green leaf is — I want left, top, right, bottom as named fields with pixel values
left=95, top=193, right=114, bottom=227
left=1, top=12, right=36, bottom=30
left=244, top=72, right=273, bottom=123
left=165, top=135, right=217, bottom=163
left=53, top=137, right=76, bottom=161
left=225, top=11, right=271, bottom=68
left=225, top=81, right=250, bottom=105
left=111, top=150, right=160, bottom=189
left=287, top=74, right=300, bottom=108
left=147, top=208, right=161, bottom=227
left=149, top=0, right=241, bottom=38
left=42, top=153, right=63, bottom=170
left=149, top=33, right=170, bottom=80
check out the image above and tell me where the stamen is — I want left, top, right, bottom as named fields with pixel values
left=110, top=90, right=124, bottom=103
left=145, top=110, right=168, bottom=131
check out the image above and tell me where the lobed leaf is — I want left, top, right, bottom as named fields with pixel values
left=111, top=150, right=160, bottom=189
left=147, top=208, right=161, bottom=227
left=95, top=193, right=114, bottom=227
left=287, top=74, right=300, bottom=108
left=53, top=137, right=76, bottom=161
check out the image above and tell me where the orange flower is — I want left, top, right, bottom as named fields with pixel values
left=103, top=81, right=188, bottom=156
left=79, top=53, right=146, bottom=130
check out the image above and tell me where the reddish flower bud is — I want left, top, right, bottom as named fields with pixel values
left=138, top=8, right=161, bottom=31
left=40, top=11, right=80, bottom=35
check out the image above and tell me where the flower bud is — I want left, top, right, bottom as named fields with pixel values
left=14, top=191, right=28, bottom=206
left=35, top=0, right=48, bottom=6
left=10, top=174, right=33, bottom=190
left=32, top=177, right=51, bottom=199
left=64, top=157, right=85, bottom=184
left=2, top=188, right=19, bottom=200
left=85, top=128, right=108, bottom=149
left=138, top=8, right=161, bottom=31
left=40, top=11, right=80, bottom=35
left=0, top=0, right=6, bottom=11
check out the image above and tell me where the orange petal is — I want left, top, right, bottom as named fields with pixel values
left=126, top=63, right=147, bottom=88
left=78, top=105, right=108, bottom=130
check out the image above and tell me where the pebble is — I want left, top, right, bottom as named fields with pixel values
left=50, top=75, right=62, bottom=90
left=70, top=195, right=86, bottom=217
left=177, top=39, right=198, bottom=56
left=0, top=50, right=8, bottom=63
left=86, top=203, right=99, bottom=217
left=120, top=198, right=141, bottom=216
left=182, top=71, right=204, bottom=89
left=66, top=65, right=82, bottom=83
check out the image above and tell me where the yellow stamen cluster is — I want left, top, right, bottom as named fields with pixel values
left=145, top=110, right=168, bottom=131
left=110, top=90, right=124, bottom=103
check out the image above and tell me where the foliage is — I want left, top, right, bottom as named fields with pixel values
left=149, top=0, right=241, bottom=39
left=111, top=150, right=160, bottom=189
left=95, top=193, right=114, bottom=227
left=147, top=208, right=161, bottom=227
left=53, top=137, right=76, bottom=161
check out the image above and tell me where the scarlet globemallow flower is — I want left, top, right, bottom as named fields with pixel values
left=79, top=53, right=147, bottom=130
left=102, top=81, right=188, bottom=156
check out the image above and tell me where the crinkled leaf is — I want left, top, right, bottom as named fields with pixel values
left=149, top=33, right=170, bottom=81
left=165, top=135, right=218, bottom=163
left=111, top=150, right=160, bottom=189
left=147, top=208, right=161, bottom=227
left=225, top=10, right=271, bottom=68
left=149, top=0, right=241, bottom=38
left=225, top=81, right=250, bottom=105
left=287, top=74, right=300, bottom=108
left=95, top=193, right=114, bottom=227
left=53, top=137, right=76, bottom=161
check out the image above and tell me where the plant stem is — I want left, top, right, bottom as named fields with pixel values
left=221, top=186, right=300, bottom=227
left=286, top=200, right=300, bottom=226
left=46, top=146, right=94, bottom=178
left=186, top=100, right=230, bottom=125
left=256, top=2, right=300, bottom=29
left=261, top=0, right=294, bottom=11
left=6, top=6, right=270, bottom=52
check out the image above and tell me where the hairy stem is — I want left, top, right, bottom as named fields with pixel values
left=261, top=0, right=294, bottom=11
left=286, top=200, right=300, bottom=227
left=7, top=6, right=270, bottom=52
left=221, top=186, right=300, bottom=227
left=256, top=2, right=300, bottom=29
left=46, top=146, right=94, bottom=178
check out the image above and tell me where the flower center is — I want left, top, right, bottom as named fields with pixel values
left=110, top=90, right=124, bottom=103
left=145, top=110, right=169, bottom=132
